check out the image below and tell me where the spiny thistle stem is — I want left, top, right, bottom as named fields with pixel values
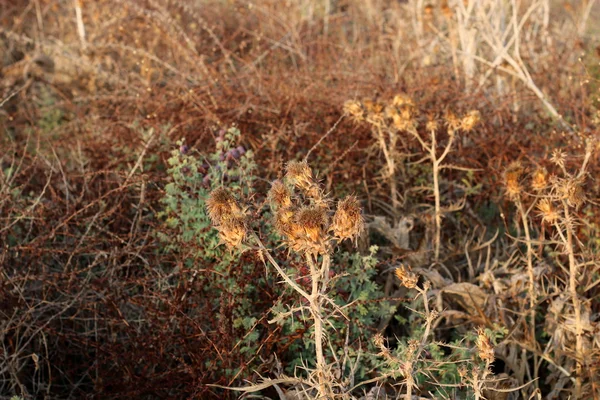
left=515, top=198, right=539, bottom=385
left=306, top=253, right=331, bottom=398
left=554, top=203, right=583, bottom=397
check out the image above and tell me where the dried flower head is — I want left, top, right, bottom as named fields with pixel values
left=373, top=333, right=385, bottom=350
left=274, top=207, right=296, bottom=236
left=558, top=178, right=586, bottom=209
left=537, top=198, right=559, bottom=224
left=460, top=110, right=480, bottom=132
left=426, top=115, right=438, bottom=132
left=363, top=99, right=384, bottom=115
left=531, top=167, right=548, bottom=191
left=444, top=110, right=461, bottom=131
left=343, top=100, right=365, bottom=122
left=297, top=207, right=328, bottom=244
left=269, top=180, right=292, bottom=209
left=218, top=215, right=247, bottom=248
left=206, top=187, right=242, bottom=224
left=392, top=94, right=415, bottom=108
left=476, top=327, right=495, bottom=364
left=286, top=161, right=314, bottom=190
left=550, top=149, right=566, bottom=170
left=504, top=161, right=525, bottom=199
left=395, top=265, right=418, bottom=289
left=331, top=196, right=364, bottom=243
left=392, top=108, right=416, bottom=131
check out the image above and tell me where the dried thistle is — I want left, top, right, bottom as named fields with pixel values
left=373, top=333, right=385, bottom=350
left=207, top=187, right=242, bottom=224
left=343, top=100, right=365, bottom=122
left=269, top=180, right=292, bottom=209
left=444, top=110, right=462, bottom=131
left=392, top=94, right=415, bottom=108
left=475, top=328, right=495, bottom=364
left=537, top=199, right=559, bottom=224
left=460, top=110, right=480, bottom=132
left=286, top=161, right=314, bottom=190
left=331, top=195, right=364, bottom=243
left=503, top=161, right=525, bottom=199
left=274, top=207, right=296, bottom=236
left=550, top=149, right=567, bottom=170
left=297, top=206, right=328, bottom=244
left=392, top=108, right=416, bottom=131
left=207, top=188, right=247, bottom=248
left=363, top=99, right=384, bottom=115
left=559, top=178, right=586, bottom=209
left=395, top=265, right=418, bottom=289
left=531, top=167, right=548, bottom=191
left=218, top=215, right=247, bottom=248
left=426, top=115, right=438, bottom=132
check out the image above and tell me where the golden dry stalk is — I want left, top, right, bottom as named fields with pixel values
left=269, top=180, right=292, bottom=209
left=331, top=195, right=364, bottom=242
left=395, top=265, right=418, bottom=289
left=476, top=328, right=495, bottom=364
left=207, top=187, right=242, bottom=224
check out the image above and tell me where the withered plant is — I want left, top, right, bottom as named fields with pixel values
left=208, top=160, right=364, bottom=398
left=500, top=139, right=600, bottom=398
left=344, top=95, right=480, bottom=261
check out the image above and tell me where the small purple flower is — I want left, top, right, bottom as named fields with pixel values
left=230, top=149, right=240, bottom=159
left=179, top=144, right=189, bottom=155
left=219, top=153, right=225, bottom=161
left=202, top=175, right=211, bottom=188
left=236, top=145, right=246, bottom=155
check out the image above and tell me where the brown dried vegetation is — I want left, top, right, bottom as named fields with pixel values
left=1, top=0, right=600, bottom=399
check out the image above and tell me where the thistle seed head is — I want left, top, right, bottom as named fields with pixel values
left=395, top=265, right=418, bottom=289
left=343, top=100, right=365, bottom=122
left=550, top=149, right=567, bottom=170
left=297, top=206, right=328, bottom=244
left=392, top=94, right=415, bottom=108
left=537, top=198, right=559, bottom=224
left=460, top=110, right=480, bottom=132
left=561, top=178, right=586, bottom=209
left=363, top=99, right=384, bottom=115
left=218, top=215, right=247, bottom=248
left=206, top=187, right=242, bottom=224
left=331, top=195, right=364, bottom=243
left=444, top=110, right=461, bottom=131
left=504, top=161, right=524, bottom=199
left=531, top=167, right=548, bottom=191
left=269, top=179, right=292, bottom=209
left=286, top=161, right=314, bottom=191
left=476, top=328, right=495, bottom=364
